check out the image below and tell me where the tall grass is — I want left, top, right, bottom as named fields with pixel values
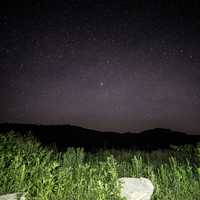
left=0, top=131, right=199, bottom=200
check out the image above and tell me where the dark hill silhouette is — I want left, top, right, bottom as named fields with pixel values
left=0, top=123, right=199, bottom=151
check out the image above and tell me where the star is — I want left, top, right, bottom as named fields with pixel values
left=106, top=60, right=110, bottom=64
left=100, top=81, right=104, bottom=87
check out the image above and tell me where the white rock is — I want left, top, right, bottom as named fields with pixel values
left=0, top=193, right=25, bottom=200
left=119, top=177, right=154, bottom=200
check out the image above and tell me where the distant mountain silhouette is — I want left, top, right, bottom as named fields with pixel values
left=0, top=123, right=199, bottom=151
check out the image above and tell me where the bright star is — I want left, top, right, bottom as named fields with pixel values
left=100, top=82, right=104, bottom=87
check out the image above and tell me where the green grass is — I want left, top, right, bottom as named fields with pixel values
left=0, top=131, right=199, bottom=200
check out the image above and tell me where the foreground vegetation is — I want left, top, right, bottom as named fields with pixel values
left=0, top=131, right=200, bottom=200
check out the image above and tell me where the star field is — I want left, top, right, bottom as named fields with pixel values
left=0, top=1, right=200, bottom=133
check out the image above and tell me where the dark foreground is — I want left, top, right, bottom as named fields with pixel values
left=0, top=123, right=200, bottom=151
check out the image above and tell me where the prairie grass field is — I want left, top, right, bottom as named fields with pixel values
left=0, top=131, right=200, bottom=200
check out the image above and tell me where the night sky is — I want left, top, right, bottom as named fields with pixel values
left=1, top=1, right=200, bottom=133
